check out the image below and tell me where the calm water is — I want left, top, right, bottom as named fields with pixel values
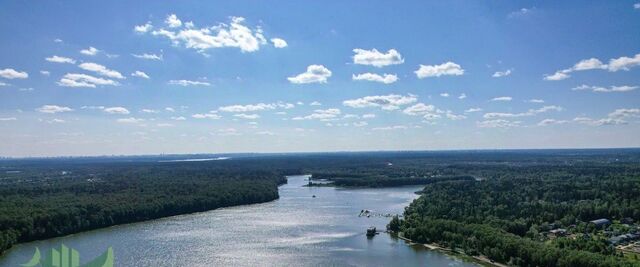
left=0, top=175, right=477, bottom=266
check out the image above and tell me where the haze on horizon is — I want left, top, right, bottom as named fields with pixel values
left=1, top=1, right=639, bottom=157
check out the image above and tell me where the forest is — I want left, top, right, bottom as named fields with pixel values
left=1, top=149, right=640, bottom=266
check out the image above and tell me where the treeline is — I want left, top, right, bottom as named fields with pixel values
left=0, top=161, right=287, bottom=255
left=311, top=173, right=475, bottom=187
left=397, top=163, right=640, bottom=266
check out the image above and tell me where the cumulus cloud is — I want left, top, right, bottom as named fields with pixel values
left=527, top=99, right=545, bottom=103
left=343, top=94, right=417, bottom=110
left=117, top=117, right=144, bottom=124
left=168, top=80, right=211, bottom=86
left=458, top=93, right=467, bottom=99
left=171, top=116, right=186, bottom=120
left=0, top=81, right=9, bottom=86
left=271, top=38, right=287, bottom=48
left=192, top=113, right=221, bottom=119
left=234, top=113, right=260, bottom=120
left=537, top=119, right=569, bottom=126
left=477, top=119, right=522, bottom=128
left=440, top=93, right=450, bottom=97
left=352, top=73, right=397, bottom=84
left=415, top=62, right=464, bottom=78
left=78, top=63, right=125, bottom=79
left=80, top=47, right=100, bottom=56
left=0, top=68, right=29, bottom=79
left=292, top=108, right=341, bottom=121
left=545, top=53, right=640, bottom=81
left=36, top=105, right=73, bottom=114
left=353, top=121, right=368, bottom=127
left=40, top=71, right=50, bottom=76
left=352, top=48, right=404, bottom=67
left=134, top=21, right=153, bottom=33
left=572, top=84, right=637, bottom=93
left=132, top=53, right=163, bottom=60
left=492, top=69, right=512, bottom=78
left=165, top=14, right=182, bottom=28
left=149, top=16, right=268, bottom=53
left=104, top=107, right=130, bottom=114
left=131, top=71, right=150, bottom=79
left=483, top=105, right=562, bottom=119
left=490, top=96, right=512, bottom=102
left=309, top=101, right=322, bottom=106
left=372, top=125, right=408, bottom=131
left=465, top=108, right=483, bottom=113
left=288, top=65, right=331, bottom=84
left=362, top=113, right=376, bottom=119
left=57, top=73, right=119, bottom=88
left=403, top=103, right=443, bottom=120
left=219, top=103, right=276, bottom=112
left=141, top=109, right=159, bottom=113
left=45, top=55, right=76, bottom=64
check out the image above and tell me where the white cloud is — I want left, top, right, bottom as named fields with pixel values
left=46, top=118, right=66, bottom=124
left=150, top=16, right=268, bottom=53
left=572, top=84, right=637, bottom=93
left=80, top=47, right=100, bottom=56
left=165, top=14, right=182, bottom=28
left=343, top=94, right=417, bottom=110
left=131, top=71, right=150, bottom=79
left=0, top=68, right=29, bottom=79
left=234, top=113, right=260, bottom=120
left=543, top=71, right=569, bottom=81
left=165, top=107, right=176, bottom=112
left=288, top=65, right=332, bottom=84
left=132, top=53, right=163, bottom=60
left=45, top=55, right=76, bottom=64
left=537, top=119, right=569, bottom=126
left=458, top=93, right=467, bottom=99
left=483, top=105, right=562, bottom=119
left=490, top=96, right=512, bottom=102
left=219, top=103, right=276, bottom=112
left=117, top=117, right=144, bottom=124
left=492, top=69, right=512, bottom=78
left=362, top=113, right=376, bottom=119
left=352, top=73, right=397, bottom=84
left=78, top=63, right=125, bottom=79
left=57, top=73, right=119, bottom=88
left=36, top=105, right=73, bottom=114
left=157, top=123, right=174, bottom=127
left=353, top=121, right=368, bottom=127
left=403, top=103, right=441, bottom=120
left=415, top=62, right=464, bottom=78
left=54, top=38, right=63, bottom=43
left=608, top=54, right=640, bottom=71
left=103, top=107, right=130, bottom=114
left=40, top=71, right=50, bottom=76
left=545, top=53, right=640, bottom=81
left=271, top=38, right=287, bottom=48
left=168, top=80, right=211, bottom=86
left=192, top=112, right=221, bottom=119
left=141, top=109, right=159, bottom=113
left=609, top=108, right=640, bottom=119
left=477, top=119, right=521, bottom=128
left=440, top=93, right=450, bottom=97
left=256, top=131, right=275, bottom=135
left=352, top=48, right=404, bottom=67
left=508, top=7, right=534, bottom=18
left=372, top=125, right=408, bottom=131
left=0, top=81, right=9, bottom=86
left=635, top=3, right=640, bottom=9
left=0, top=117, right=17, bottom=121
left=215, top=128, right=241, bottom=136
left=464, top=108, right=482, bottom=113
left=527, top=99, right=545, bottom=103
left=171, top=116, right=186, bottom=120
left=134, top=21, right=153, bottom=33
left=292, top=108, right=341, bottom=121
left=309, top=101, right=322, bottom=106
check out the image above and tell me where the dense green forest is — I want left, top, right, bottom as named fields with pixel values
left=393, top=158, right=640, bottom=266
left=1, top=149, right=640, bottom=266
left=0, top=160, right=289, bottom=255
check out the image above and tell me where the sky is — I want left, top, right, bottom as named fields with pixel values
left=1, top=1, right=639, bottom=157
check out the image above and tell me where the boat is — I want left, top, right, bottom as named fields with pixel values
left=366, top=227, right=377, bottom=237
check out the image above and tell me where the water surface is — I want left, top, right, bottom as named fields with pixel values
left=0, top=175, right=477, bottom=266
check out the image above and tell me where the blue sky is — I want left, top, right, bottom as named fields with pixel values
left=1, top=1, right=639, bottom=157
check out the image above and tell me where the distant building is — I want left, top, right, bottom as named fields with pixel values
left=609, top=233, right=640, bottom=245
left=549, top=229, right=567, bottom=237
left=590, top=219, right=611, bottom=229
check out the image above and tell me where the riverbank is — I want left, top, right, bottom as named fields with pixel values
left=394, top=233, right=506, bottom=267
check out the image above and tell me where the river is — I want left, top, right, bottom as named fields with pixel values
left=0, top=175, right=477, bottom=266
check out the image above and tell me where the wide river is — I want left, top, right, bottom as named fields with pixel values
left=0, top=175, right=477, bottom=266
